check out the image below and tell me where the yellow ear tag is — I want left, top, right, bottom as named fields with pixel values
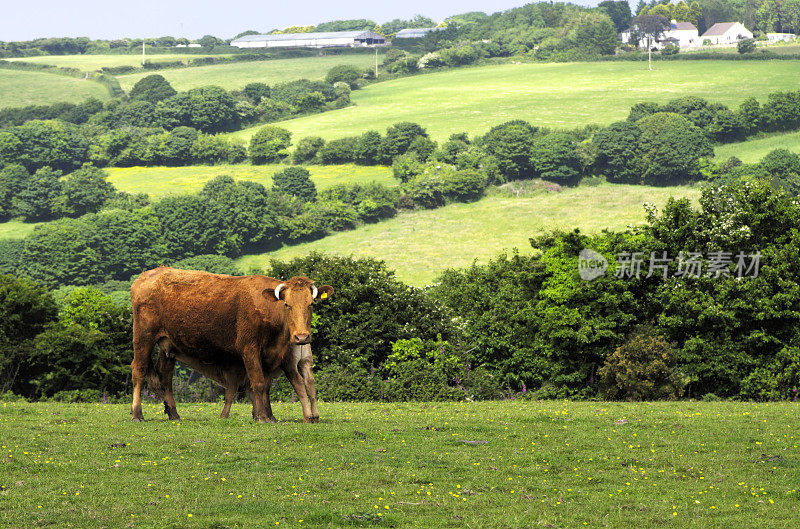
left=320, top=292, right=328, bottom=299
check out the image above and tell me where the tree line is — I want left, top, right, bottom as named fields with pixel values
left=2, top=180, right=799, bottom=403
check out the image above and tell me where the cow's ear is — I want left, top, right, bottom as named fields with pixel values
left=317, top=285, right=334, bottom=300
left=262, top=288, right=282, bottom=301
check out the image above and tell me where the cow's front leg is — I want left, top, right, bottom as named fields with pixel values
left=285, top=364, right=314, bottom=423
left=242, top=350, right=269, bottom=423
left=297, top=345, right=319, bottom=422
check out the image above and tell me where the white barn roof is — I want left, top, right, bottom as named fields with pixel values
left=232, top=30, right=383, bottom=43
left=395, top=27, right=443, bottom=38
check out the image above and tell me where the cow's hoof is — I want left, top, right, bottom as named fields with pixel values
left=267, top=416, right=278, bottom=423
left=255, top=416, right=269, bottom=424
left=304, top=416, right=319, bottom=424
left=168, top=414, right=181, bottom=421
left=131, top=416, right=144, bottom=422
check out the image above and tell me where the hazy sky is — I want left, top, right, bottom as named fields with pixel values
left=1, top=0, right=608, bottom=41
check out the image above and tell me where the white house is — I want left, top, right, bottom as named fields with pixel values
left=620, top=20, right=699, bottom=49
left=700, top=22, right=753, bottom=45
left=767, top=32, right=796, bottom=43
left=230, top=30, right=386, bottom=49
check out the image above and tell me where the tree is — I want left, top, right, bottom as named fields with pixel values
left=249, top=126, right=292, bottom=164
left=0, top=274, right=57, bottom=393
left=13, top=166, right=63, bottom=220
left=155, top=126, right=199, bottom=165
left=292, top=136, right=325, bottom=164
left=598, top=0, right=633, bottom=32
left=478, top=120, right=538, bottom=180
left=325, top=65, right=362, bottom=88
left=53, top=164, right=116, bottom=218
left=198, top=35, right=222, bottom=48
left=634, top=14, right=669, bottom=70
left=12, top=120, right=88, bottom=172
left=737, top=38, right=757, bottom=54
left=379, top=122, right=428, bottom=162
left=354, top=131, right=382, bottom=165
left=636, top=112, right=713, bottom=185
left=21, top=218, right=106, bottom=287
left=242, top=82, right=270, bottom=104
left=128, top=74, right=177, bottom=103
left=761, top=148, right=800, bottom=195
left=592, top=121, right=642, bottom=183
left=530, top=133, right=583, bottom=185
left=272, top=166, right=317, bottom=201
left=91, top=208, right=166, bottom=279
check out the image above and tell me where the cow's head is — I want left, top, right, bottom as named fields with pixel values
left=263, top=276, right=333, bottom=345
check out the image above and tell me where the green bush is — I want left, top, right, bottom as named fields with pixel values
left=292, top=136, right=325, bottom=164
left=325, top=64, right=362, bottom=88
left=318, top=136, right=358, bottom=164
left=272, top=166, right=317, bottom=201
left=249, top=125, right=291, bottom=164
left=598, top=327, right=686, bottom=401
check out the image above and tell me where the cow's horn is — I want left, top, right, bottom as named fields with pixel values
left=274, top=283, right=285, bottom=300
left=312, top=285, right=318, bottom=299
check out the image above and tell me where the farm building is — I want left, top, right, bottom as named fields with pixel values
left=620, top=20, right=699, bottom=49
left=394, top=27, right=443, bottom=39
left=230, top=30, right=386, bottom=49
left=767, top=32, right=796, bottom=43
left=700, top=22, right=753, bottom=45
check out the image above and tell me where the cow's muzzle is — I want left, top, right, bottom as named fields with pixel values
left=293, top=333, right=310, bottom=345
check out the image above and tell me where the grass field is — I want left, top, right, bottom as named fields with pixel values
left=0, top=220, right=42, bottom=239
left=227, top=60, right=800, bottom=144
left=117, top=53, right=383, bottom=92
left=6, top=54, right=230, bottom=71
left=0, top=69, right=110, bottom=108
left=237, top=183, right=702, bottom=285
left=1, top=399, right=797, bottom=528
left=715, top=131, right=800, bottom=163
left=105, top=164, right=394, bottom=197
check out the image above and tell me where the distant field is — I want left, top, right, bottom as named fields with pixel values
left=237, top=183, right=702, bottom=285
left=0, top=69, right=110, bottom=108
left=106, top=164, right=394, bottom=196
left=227, top=60, right=800, bottom=143
left=117, top=53, right=383, bottom=92
left=6, top=54, right=229, bottom=71
left=715, top=131, right=800, bottom=162
left=0, top=220, right=42, bottom=239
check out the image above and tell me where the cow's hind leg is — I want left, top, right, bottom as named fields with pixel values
left=297, top=345, right=319, bottom=422
left=242, top=349, right=270, bottom=423
left=264, top=370, right=277, bottom=423
left=220, top=369, right=242, bottom=419
left=155, top=340, right=180, bottom=420
left=131, top=327, right=157, bottom=422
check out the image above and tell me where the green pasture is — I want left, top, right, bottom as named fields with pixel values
left=6, top=54, right=229, bottom=71
left=227, top=60, right=800, bottom=143
left=715, top=131, right=800, bottom=163
left=105, top=164, right=394, bottom=197
left=237, top=183, right=702, bottom=285
left=0, top=69, right=110, bottom=108
left=1, top=399, right=797, bottom=528
left=0, top=220, right=42, bottom=239
left=117, top=53, right=383, bottom=92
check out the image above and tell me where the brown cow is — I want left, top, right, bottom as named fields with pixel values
left=130, top=267, right=332, bottom=423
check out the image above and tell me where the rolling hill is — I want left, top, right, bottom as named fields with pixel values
left=236, top=183, right=703, bottom=285
left=116, top=53, right=382, bottom=92
left=0, top=69, right=111, bottom=108
left=227, top=60, right=800, bottom=144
